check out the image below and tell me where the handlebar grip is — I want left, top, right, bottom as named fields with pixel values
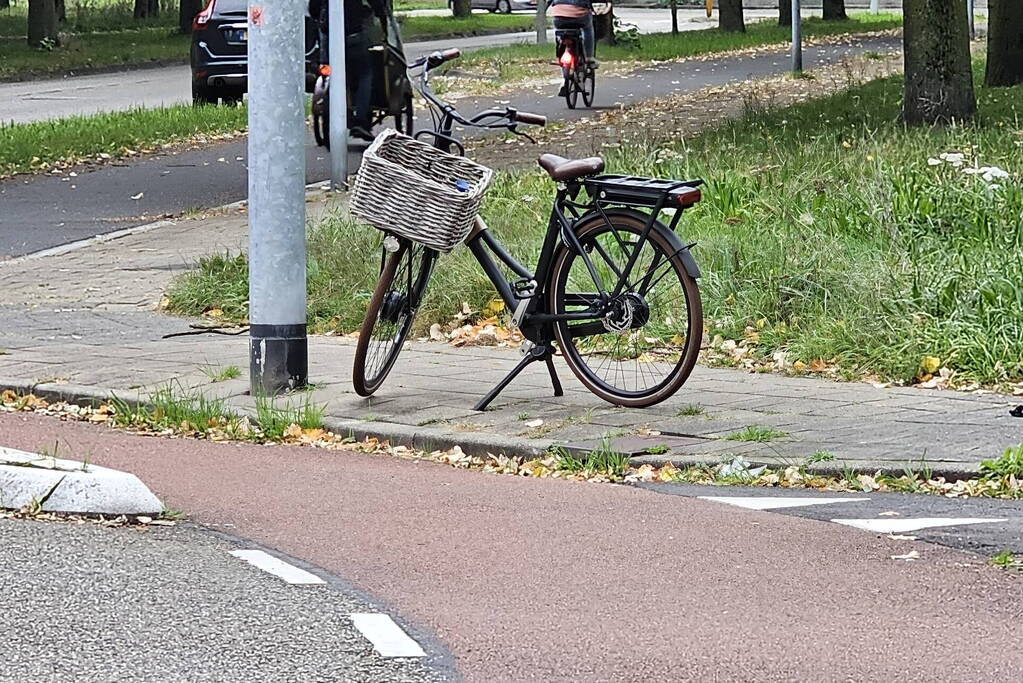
left=426, top=48, right=462, bottom=71
left=514, top=111, right=547, bottom=127
left=440, top=48, right=461, bottom=61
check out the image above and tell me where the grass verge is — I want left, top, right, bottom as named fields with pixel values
left=0, top=102, right=247, bottom=177
left=168, top=63, right=1023, bottom=390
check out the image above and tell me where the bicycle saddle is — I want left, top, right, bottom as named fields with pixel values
left=538, top=154, right=605, bottom=182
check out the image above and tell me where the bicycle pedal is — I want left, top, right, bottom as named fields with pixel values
left=512, top=277, right=537, bottom=299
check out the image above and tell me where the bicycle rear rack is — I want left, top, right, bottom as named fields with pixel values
left=584, top=175, right=703, bottom=209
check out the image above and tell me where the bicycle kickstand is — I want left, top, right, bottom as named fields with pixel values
left=474, top=343, right=562, bottom=411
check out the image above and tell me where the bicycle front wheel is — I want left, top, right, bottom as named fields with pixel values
left=548, top=213, right=702, bottom=407
left=353, top=239, right=437, bottom=396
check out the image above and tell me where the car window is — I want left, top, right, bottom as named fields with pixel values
left=213, top=0, right=248, bottom=16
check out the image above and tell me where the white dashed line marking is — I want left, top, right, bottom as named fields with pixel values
left=699, top=496, right=870, bottom=510
left=229, top=549, right=326, bottom=584
left=831, top=518, right=1009, bottom=534
left=350, top=613, right=427, bottom=658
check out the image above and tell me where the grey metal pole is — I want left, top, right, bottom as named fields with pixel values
left=534, top=2, right=546, bottom=45
left=329, top=0, right=349, bottom=188
left=791, top=0, right=802, bottom=73
left=869, top=0, right=879, bottom=14
left=247, top=0, right=308, bottom=394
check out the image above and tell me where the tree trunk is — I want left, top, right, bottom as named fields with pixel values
left=903, top=0, right=975, bottom=125
left=719, top=0, right=745, bottom=33
left=0, top=0, right=11, bottom=10
left=822, top=0, right=847, bottom=21
left=985, top=0, right=1023, bottom=87
left=27, top=0, right=59, bottom=47
left=180, top=0, right=202, bottom=33
left=671, top=0, right=678, bottom=35
left=451, top=0, right=471, bottom=18
left=594, top=7, right=615, bottom=46
left=56, top=0, right=65, bottom=22
left=778, top=0, right=791, bottom=28
left=134, top=0, right=159, bottom=19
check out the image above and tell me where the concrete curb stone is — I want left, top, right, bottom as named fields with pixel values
left=0, top=446, right=163, bottom=516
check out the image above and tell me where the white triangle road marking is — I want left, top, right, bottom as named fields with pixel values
left=832, top=518, right=1009, bottom=534
left=698, top=496, right=870, bottom=511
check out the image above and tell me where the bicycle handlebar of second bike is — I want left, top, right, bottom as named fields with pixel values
left=410, top=48, right=548, bottom=134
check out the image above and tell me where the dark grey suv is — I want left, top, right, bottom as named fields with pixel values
left=190, top=0, right=319, bottom=105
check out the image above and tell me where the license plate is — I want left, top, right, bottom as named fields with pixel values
left=225, top=28, right=247, bottom=43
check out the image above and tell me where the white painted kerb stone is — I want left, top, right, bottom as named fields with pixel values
left=0, top=446, right=162, bottom=515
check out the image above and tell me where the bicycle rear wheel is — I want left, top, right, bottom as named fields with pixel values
left=353, top=239, right=437, bottom=396
left=548, top=212, right=702, bottom=407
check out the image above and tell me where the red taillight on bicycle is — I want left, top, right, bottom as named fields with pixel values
left=192, top=0, right=215, bottom=31
left=675, top=188, right=701, bottom=208
left=559, top=50, right=574, bottom=68
left=319, top=64, right=331, bottom=77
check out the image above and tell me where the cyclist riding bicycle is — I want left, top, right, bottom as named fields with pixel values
left=309, top=0, right=388, bottom=141
left=549, top=0, right=599, bottom=97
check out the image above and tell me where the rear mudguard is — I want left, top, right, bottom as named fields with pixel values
left=312, top=75, right=328, bottom=116
left=571, top=207, right=701, bottom=279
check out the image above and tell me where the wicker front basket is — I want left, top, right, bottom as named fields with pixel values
left=350, top=129, right=494, bottom=252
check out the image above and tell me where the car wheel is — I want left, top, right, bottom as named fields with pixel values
left=192, top=81, right=217, bottom=106
left=222, top=89, right=244, bottom=106
left=497, top=0, right=511, bottom=13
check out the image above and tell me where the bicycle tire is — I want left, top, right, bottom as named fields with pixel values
left=547, top=212, right=702, bottom=407
left=582, top=66, right=595, bottom=108
left=396, top=92, right=414, bottom=135
left=565, top=72, right=578, bottom=109
left=313, top=101, right=329, bottom=148
left=353, top=240, right=437, bottom=396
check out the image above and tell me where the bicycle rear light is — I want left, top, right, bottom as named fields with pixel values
left=559, top=50, right=574, bottom=68
left=319, top=64, right=331, bottom=77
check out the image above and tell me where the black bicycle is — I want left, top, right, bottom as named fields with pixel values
left=555, top=28, right=595, bottom=109
left=353, top=48, right=704, bottom=411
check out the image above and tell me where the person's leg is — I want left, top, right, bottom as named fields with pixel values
left=582, top=14, right=596, bottom=63
left=345, top=32, right=374, bottom=136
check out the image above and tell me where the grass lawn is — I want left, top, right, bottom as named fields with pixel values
left=398, top=12, right=536, bottom=40
left=393, top=0, right=450, bottom=10
left=0, top=0, right=178, bottom=37
left=167, top=68, right=1023, bottom=389
left=0, top=103, right=247, bottom=177
left=0, top=27, right=189, bottom=80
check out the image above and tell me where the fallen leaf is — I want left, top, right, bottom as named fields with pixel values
left=891, top=550, right=920, bottom=561
left=130, top=192, right=144, bottom=200
left=523, top=419, right=544, bottom=428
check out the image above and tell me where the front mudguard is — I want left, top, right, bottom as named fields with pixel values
left=572, top=207, right=701, bottom=279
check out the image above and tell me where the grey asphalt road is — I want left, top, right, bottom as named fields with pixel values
left=0, top=35, right=900, bottom=260
left=0, top=9, right=804, bottom=125
left=0, top=517, right=451, bottom=682
left=2, top=411, right=1021, bottom=682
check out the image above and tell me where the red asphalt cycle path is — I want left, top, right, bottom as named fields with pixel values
left=2, top=411, right=1021, bottom=681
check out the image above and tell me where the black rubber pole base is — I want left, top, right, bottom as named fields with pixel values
left=249, top=324, right=308, bottom=395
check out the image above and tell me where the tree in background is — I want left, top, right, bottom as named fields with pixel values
left=778, top=0, right=791, bottom=28
left=180, top=0, right=202, bottom=33
left=27, top=0, right=58, bottom=46
left=985, top=0, right=1023, bottom=87
left=719, top=0, right=744, bottom=32
left=452, top=0, right=470, bottom=18
left=134, top=0, right=159, bottom=19
left=822, top=0, right=847, bottom=21
left=903, top=0, right=975, bottom=124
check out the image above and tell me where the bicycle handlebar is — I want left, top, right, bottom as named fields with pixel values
left=409, top=48, right=545, bottom=144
